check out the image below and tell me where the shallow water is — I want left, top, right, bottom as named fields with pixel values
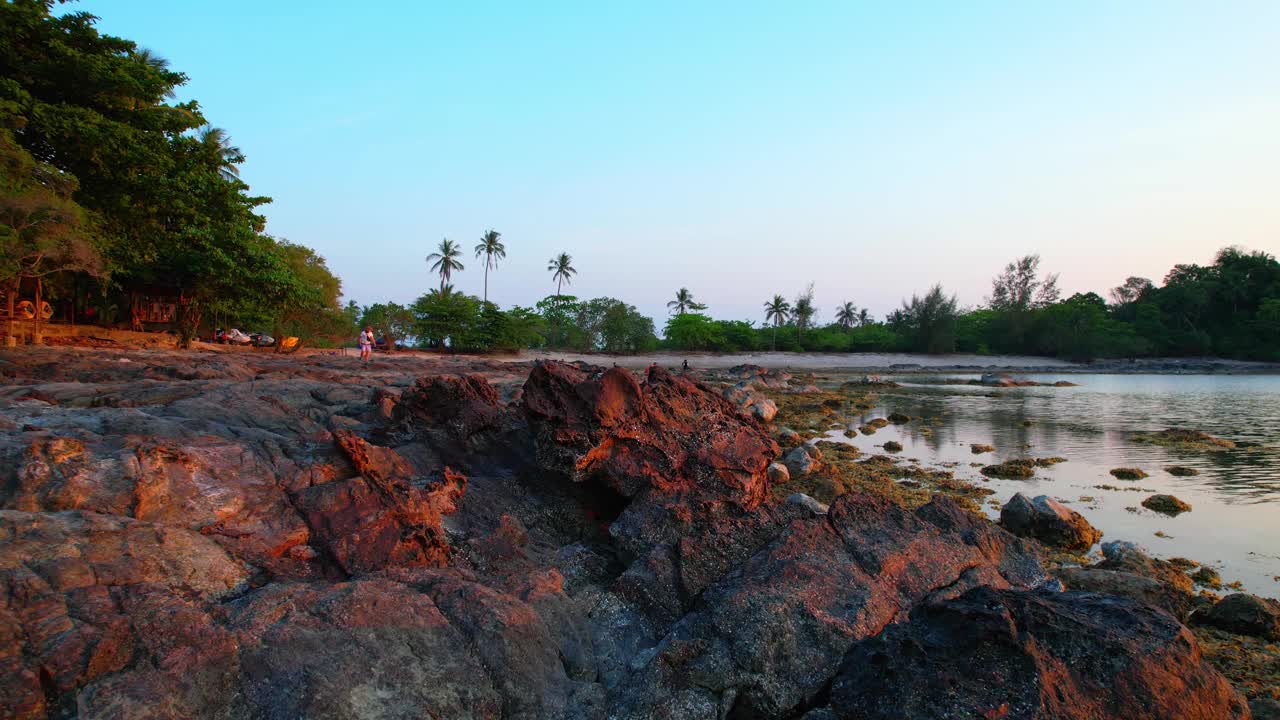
left=823, top=373, right=1280, bottom=595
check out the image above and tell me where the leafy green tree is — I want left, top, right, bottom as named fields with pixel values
left=425, top=238, right=464, bottom=293
left=664, top=313, right=724, bottom=351
left=892, top=283, right=959, bottom=353
left=578, top=297, right=658, bottom=352
left=535, top=294, right=587, bottom=349
left=548, top=252, right=576, bottom=297
left=473, top=229, right=505, bottom=304
left=763, top=294, right=790, bottom=351
left=0, top=128, right=104, bottom=344
left=358, top=302, right=415, bottom=351
left=667, top=287, right=707, bottom=315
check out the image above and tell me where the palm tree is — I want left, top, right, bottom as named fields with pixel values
left=793, top=284, right=816, bottom=344
left=197, top=126, right=243, bottom=181
left=667, top=287, right=707, bottom=315
left=836, top=302, right=857, bottom=331
left=548, top=253, right=576, bottom=298
left=763, top=295, right=791, bottom=351
left=426, top=238, right=465, bottom=293
left=473, top=229, right=505, bottom=304
left=857, top=308, right=871, bottom=327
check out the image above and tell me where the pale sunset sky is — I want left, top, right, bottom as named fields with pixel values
left=74, top=1, right=1280, bottom=324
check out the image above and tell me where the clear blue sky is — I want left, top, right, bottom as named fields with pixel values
left=74, top=1, right=1280, bottom=325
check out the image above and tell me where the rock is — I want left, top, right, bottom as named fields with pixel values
left=980, top=373, right=1015, bottom=387
left=824, top=587, right=1250, bottom=719
left=970, top=443, right=995, bottom=454
left=293, top=430, right=466, bottom=574
left=980, top=458, right=1036, bottom=479
left=1252, top=698, right=1280, bottom=720
left=859, top=417, right=890, bottom=435
left=767, top=462, right=791, bottom=484
left=785, top=492, right=829, bottom=515
left=999, top=493, right=1101, bottom=550
left=1166, top=465, right=1200, bottom=476
left=1142, top=493, right=1192, bottom=515
left=882, top=440, right=903, bottom=452
left=1055, top=567, right=1197, bottom=620
left=1191, top=566, right=1223, bottom=589
left=721, top=383, right=778, bottom=423
left=609, top=494, right=1050, bottom=718
left=886, top=412, right=911, bottom=424
left=777, top=427, right=801, bottom=444
left=783, top=444, right=819, bottom=477
left=1110, top=467, right=1149, bottom=480
left=1196, top=593, right=1280, bottom=640
left=1096, top=541, right=1194, bottom=595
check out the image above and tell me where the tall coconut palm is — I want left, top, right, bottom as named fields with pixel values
left=836, top=301, right=858, bottom=331
left=548, top=253, right=576, bottom=298
left=857, top=308, right=871, bottom=327
left=426, top=238, right=465, bottom=293
left=473, top=229, right=505, bottom=303
left=197, top=126, right=243, bottom=181
left=667, top=287, right=707, bottom=315
left=763, top=294, right=791, bottom=351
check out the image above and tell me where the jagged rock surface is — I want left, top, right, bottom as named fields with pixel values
left=0, top=350, right=1254, bottom=719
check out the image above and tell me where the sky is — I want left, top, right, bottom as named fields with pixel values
left=73, top=1, right=1280, bottom=325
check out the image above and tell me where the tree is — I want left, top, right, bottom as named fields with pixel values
left=835, top=301, right=858, bottom=330
left=857, top=308, right=871, bottom=327
left=578, top=297, right=658, bottom=352
left=763, top=294, right=790, bottom=351
left=197, top=126, right=243, bottom=181
left=667, top=287, right=707, bottom=315
left=664, top=313, right=723, bottom=351
left=793, top=284, right=816, bottom=345
left=548, top=252, right=576, bottom=297
left=473, top=229, right=505, bottom=303
left=425, top=238, right=464, bottom=293
left=1110, top=276, right=1154, bottom=307
left=989, top=254, right=1060, bottom=311
left=358, top=303, right=415, bottom=351
left=893, top=283, right=959, bottom=353
left=0, top=130, right=104, bottom=345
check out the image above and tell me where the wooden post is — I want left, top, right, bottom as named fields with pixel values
left=33, top=278, right=42, bottom=345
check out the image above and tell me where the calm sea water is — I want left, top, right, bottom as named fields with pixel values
left=824, top=374, right=1280, bottom=595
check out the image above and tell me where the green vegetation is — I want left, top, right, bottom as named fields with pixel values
left=0, top=1, right=349, bottom=346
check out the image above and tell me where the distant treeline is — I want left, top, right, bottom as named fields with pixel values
left=354, top=248, right=1280, bottom=361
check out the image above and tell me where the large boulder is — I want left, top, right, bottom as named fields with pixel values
left=1195, top=593, right=1280, bottom=641
left=824, top=587, right=1250, bottom=719
left=608, top=494, right=1049, bottom=718
left=1000, top=492, right=1102, bottom=550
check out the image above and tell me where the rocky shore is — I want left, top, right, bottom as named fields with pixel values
left=0, top=349, right=1272, bottom=719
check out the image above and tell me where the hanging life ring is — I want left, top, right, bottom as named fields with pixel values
left=14, top=301, right=52, bottom=320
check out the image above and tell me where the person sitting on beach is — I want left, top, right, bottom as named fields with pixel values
left=358, top=327, right=374, bottom=362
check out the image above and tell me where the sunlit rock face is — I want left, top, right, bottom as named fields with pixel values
left=0, top=351, right=1251, bottom=719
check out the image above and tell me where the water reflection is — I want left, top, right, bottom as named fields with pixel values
left=825, top=373, right=1280, bottom=595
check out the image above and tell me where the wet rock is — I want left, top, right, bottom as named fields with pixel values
left=1195, top=593, right=1280, bottom=641
left=1142, top=493, right=1192, bottom=515
left=1110, top=467, right=1149, bottom=480
left=824, top=587, right=1250, bottom=719
left=1191, top=566, right=1223, bottom=589
left=999, top=493, right=1101, bottom=550
left=886, top=412, right=911, bottom=424
left=882, top=440, right=903, bottom=452
left=970, top=443, right=995, bottom=454
left=1166, top=465, right=1200, bottom=476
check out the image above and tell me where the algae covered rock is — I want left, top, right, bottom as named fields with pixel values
left=1142, top=493, right=1192, bottom=515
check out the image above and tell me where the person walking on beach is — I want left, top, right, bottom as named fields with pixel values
left=358, top=327, right=374, bottom=362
